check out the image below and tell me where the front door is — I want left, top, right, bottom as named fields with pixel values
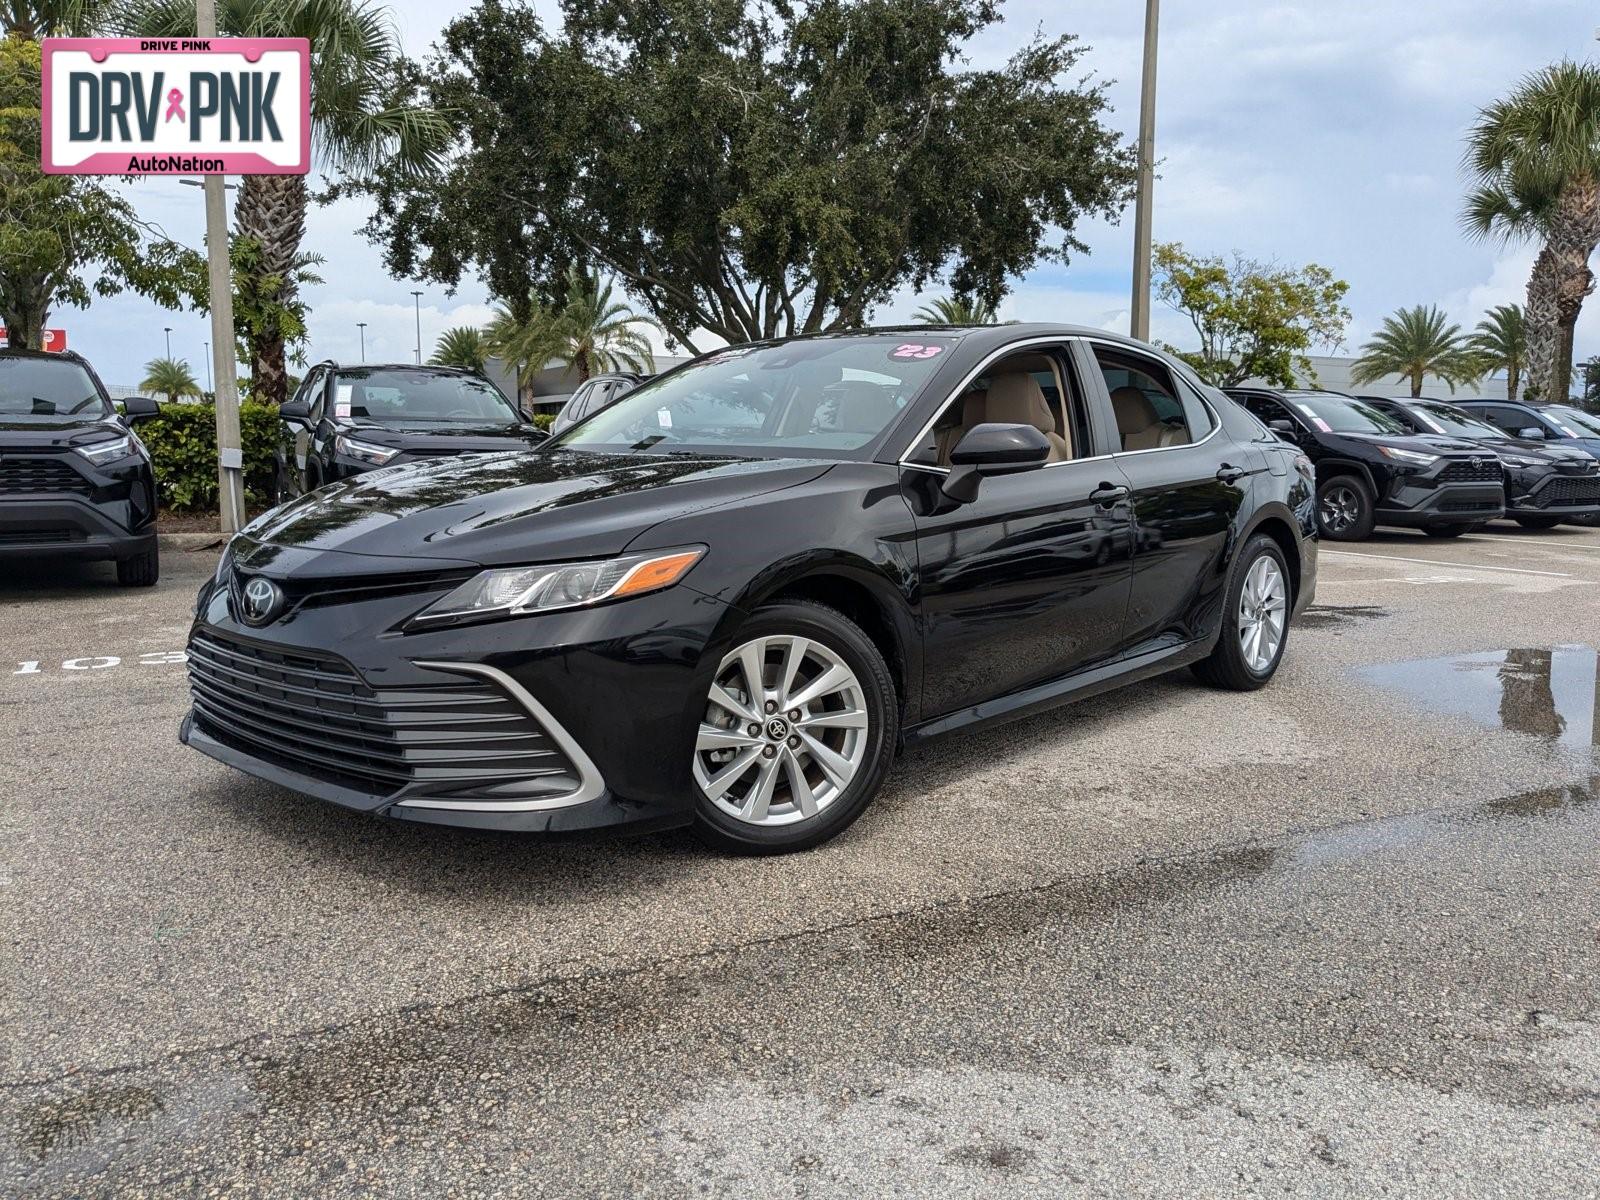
left=904, top=343, right=1134, bottom=720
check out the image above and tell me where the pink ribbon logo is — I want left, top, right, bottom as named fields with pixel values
left=164, top=88, right=185, bottom=123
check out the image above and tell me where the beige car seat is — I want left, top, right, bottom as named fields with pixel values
left=935, top=390, right=989, bottom=464
left=1111, top=386, right=1185, bottom=450
left=984, top=372, right=1070, bottom=462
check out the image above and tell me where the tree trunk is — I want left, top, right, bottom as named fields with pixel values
left=1410, top=369, right=1422, bottom=398
left=1507, top=360, right=1519, bottom=401
left=0, top=275, right=50, bottom=349
left=1527, top=176, right=1600, bottom=402
left=232, top=173, right=309, bottom=405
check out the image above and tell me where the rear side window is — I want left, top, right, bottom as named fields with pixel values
left=1094, top=348, right=1195, bottom=450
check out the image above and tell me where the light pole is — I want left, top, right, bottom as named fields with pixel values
left=1129, top=0, right=1159, bottom=342
left=163, top=326, right=172, bottom=358
left=410, top=290, right=424, bottom=364
left=202, top=342, right=211, bottom=392
left=357, top=322, right=367, bottom=363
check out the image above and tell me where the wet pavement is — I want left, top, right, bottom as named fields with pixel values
left=3, top=526, right=1599, bottom=1197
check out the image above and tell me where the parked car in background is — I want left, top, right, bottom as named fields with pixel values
left=0, top=349, right=160, bottom=584
left=1360, top=396, right=1600, bottom=530
left=1458, top=398, right=1600, bottom=460
left=183, top=324, right=1315, bottom=854
left=276, top=364, right=545, bottom=500
left=548, top=371, right=652, bottom=436
left=1226, top=387, right=1504, bottom=540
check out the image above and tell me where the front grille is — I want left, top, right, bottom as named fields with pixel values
left=186, top=630, right=578, bottom=798
left=0, top=455, right=94, bottom=496
left=1534, top=477, right=1600, bottom=508
left=226, top=566, right=475, bottom=620
left=0, top=527, right=84, bottom=545
left=1437, top=460, right=1501, bottom=484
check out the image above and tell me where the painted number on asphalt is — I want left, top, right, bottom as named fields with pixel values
left=10, top=651, right=187, bottom=676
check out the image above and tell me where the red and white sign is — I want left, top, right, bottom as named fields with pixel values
left=41, top=38, right=309, bottom=175
left=0, top=328, right=68, bottom=351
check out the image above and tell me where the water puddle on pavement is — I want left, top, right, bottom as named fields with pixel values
left=1358, top=645, right=1600, bottom=750
left=1298, top=604, right=1389, bottom=629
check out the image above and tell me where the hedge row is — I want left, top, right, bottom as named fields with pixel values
left=136, top=402, right=280, bottom=512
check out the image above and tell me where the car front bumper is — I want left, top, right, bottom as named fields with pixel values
left=1375, top=477, right=1503, bottom=527
left=179, top=558, right=739, bottom=833
left=1507, top=468, right=1600, bottom=520
left=0, top=495, right=156, bottom=561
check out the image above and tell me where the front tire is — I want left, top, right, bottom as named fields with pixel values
left=116, top=545, right=159, bottom=587
left=1316, top=474, right=1376, bottom=540
left=1515, top=515, right=1562, bottom=530
left=691, top=600, right=897, bottom=854
left=1192, top=534, right=1291, bottom=691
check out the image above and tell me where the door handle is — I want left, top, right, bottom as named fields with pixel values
left=1216, top=464, right=1247, bottom=484
left=1089, top=483, right=1130, bottom=507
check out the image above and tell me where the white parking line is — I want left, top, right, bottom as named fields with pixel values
left=1320, top=550, right=1573, bottom=578
left=1470, top=533, right=1600, bottom=551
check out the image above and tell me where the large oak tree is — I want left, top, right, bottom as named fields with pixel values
left=364, top=0, right=1137, bottom=352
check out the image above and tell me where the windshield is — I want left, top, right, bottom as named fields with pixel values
left=0, top=357, right=108, bottom=419
left=1548, top=405, right=1600, bottom=437
left=333, top=368, right=521, bottom=425
left=1282, top=392, right=1408, bottom=436
left=1409, top=402, right=1504, bottom=439
left=549, top=336, right=957, bottom=458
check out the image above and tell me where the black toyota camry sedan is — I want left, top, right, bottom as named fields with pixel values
left=275, top=363, right=545, bottom=500
left=183, top=325, right=1317, bottom=853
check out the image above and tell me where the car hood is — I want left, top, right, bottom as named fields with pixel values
left=1455, top=434, right=1596, bottom=465
left=0, top=416, right=122, bottom=447
left=244, top=448, right=836, bottom=565
left=1336, top=432, right=1485, bottom=455
left=343, top=421, right=544, bottom=451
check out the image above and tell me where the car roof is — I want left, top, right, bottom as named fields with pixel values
left=0, top=347, right=90, bottom=364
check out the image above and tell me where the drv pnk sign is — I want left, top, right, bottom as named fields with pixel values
left=41, top=38, right=308, bottom=175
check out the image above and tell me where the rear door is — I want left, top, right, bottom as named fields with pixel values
left=283, top=368, right=325, bottom=495
left=1083, top=341, right=1250, bottom=653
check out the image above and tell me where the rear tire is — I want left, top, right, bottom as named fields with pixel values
left=1515, top=515, right=1562, bottom=530
left=1192, top=534, right=1291, bottom=692
left=691, top=600, right=897, bottom=855
left=116, top=545, right=159, bottom=587
left=1316, top=474, right=1375, bottom=541
left=1422, top=524, right=1469, bottom=538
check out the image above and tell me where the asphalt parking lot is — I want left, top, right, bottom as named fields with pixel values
left=3, top=525, right=1598, bottom=1198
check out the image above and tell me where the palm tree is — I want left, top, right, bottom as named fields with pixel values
left=117, top=0, right=448, bottom=405
left=1463, top=61, right=1600, bottom=402
left=139, top=357, right=201, bottom=402
left=913, top=295, right=998, bottom=325
left=430, top=326, right=489, bottom=373
left=1350, top=306, right=1480, bottom=397
left=1468, top=304, right=1526, bottom=400
left=551, top=266, right=657, bottom=383
left=485, top=299, right=564, bottom=401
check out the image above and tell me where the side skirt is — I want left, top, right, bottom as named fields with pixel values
left=901, top=638, right=1211, bottom=746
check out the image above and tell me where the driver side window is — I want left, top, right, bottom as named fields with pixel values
left=907, top=348, right=1084, bottom=467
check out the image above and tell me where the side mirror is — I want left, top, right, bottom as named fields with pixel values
left=280, top=400, right=312, bottom=422
left=942, top=422, right=1052, bottom=503
left=1267, top=419, right=1297, bottom=438
left=121, top=395, right=160, bottom=420
left=1518, top=426, right=1545, bottom=440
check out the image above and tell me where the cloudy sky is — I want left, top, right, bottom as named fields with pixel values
left=66, top=0, right=1598, bottom=386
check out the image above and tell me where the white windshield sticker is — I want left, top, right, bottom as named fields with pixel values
left=1556, top=424, right=1578, bottom=437
left=334, top=383, right=353, bottom=419
left=657, top=408, right=673, bottom=428
left=1311, top=417, right=1333, bottom=433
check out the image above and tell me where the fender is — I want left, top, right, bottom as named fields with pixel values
left=1314, top=456, right=1379, bottom=496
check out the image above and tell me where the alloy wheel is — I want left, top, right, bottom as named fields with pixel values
left=1319, top=485, right=1359, bottom=533
left=1238, top=555, right=1287, bottom=674
left=693, top=635, right=871, bottom=827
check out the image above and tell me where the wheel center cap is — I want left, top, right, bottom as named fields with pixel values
left=765, top=717, right=791, bottom=741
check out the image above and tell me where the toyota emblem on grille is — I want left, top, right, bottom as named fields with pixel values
left=239, top=576, right=285, bottom=626
left=1469, top=456, right=1484, bottom=468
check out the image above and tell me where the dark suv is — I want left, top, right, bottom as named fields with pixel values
left=1360, top=396, right=1600, bottom=529
left=276, top=364, right=545, bottom=499
left=1456, top=398, right=1600, bottom=460
left=0, top=349, right=160, bottom=584
left=1226, top=387, right=1504, bottom=539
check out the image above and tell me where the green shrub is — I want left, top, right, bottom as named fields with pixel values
left=136, top=402, right=279, bottom=512
left=530, top=412, right=555, bottom=432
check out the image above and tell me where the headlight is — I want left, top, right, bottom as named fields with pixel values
left=335, top=433, right=399, bottom=465
left=410, top=547, right=706, bottom=628
left=1498, top=454, right=1540, bottom=468
left=1376, top=445, right=1440, bottom=466
left=74, top=433, right=140, bottom=465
